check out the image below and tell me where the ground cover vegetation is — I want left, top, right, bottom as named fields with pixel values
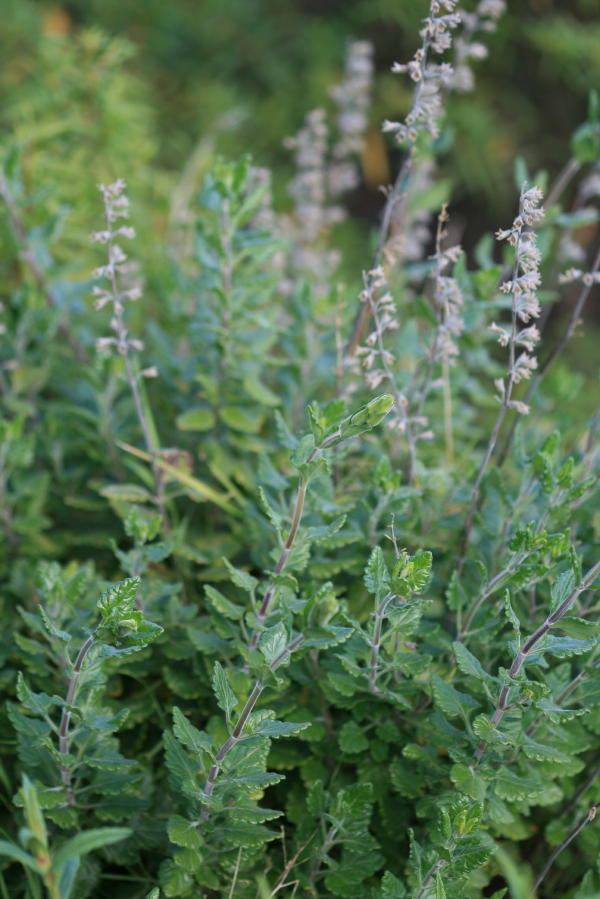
left=0, top=1, right=600, bottom=897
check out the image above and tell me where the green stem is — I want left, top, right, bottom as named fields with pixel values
left=59, top=634, right=95, bottom=806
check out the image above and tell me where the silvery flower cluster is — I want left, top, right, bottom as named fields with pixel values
left=492, top=185, right=545, bottom=413
left=356, top=266, right=399, bottom=392
left=382, top=0, right=461, bottom=145
left=558, top=267, right=600, bottom=287
left=283, top=109, right=341, bottom=289
left=431, top=211, right=464, bottom=366
left=90, top=180, right=156, bottom=377
left=452, top=0, right=506, bottom=93
left=328, top=40, right=374, bottom=197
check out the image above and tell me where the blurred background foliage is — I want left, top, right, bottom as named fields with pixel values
left=0, top=0, right=598, bottom=358
left=2, top=0, right=599, bottom=230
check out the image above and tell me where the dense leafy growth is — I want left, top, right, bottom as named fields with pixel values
left=1, top=2, right=600, bottom=898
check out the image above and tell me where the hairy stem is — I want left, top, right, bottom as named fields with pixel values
left=200, top=635, right=304, bottom=822
left=457, top=218, right=526, bottom=571
left=249, top=434, right=338, bottom=651
left=415, top=858, right=445, bottom=899
left=58, top=634, right=95, bottom=805
left=534, top=804, right=598, bottom=894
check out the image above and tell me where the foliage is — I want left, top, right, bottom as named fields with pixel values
left=0, top=2, right=600, bottom=898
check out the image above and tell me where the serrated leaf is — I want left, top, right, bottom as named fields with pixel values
left=450, top=764, right=488, bottom=801
left=172, top=707, right=213, bottom=756
left=453, top=642, right=493, bottom=682
left=534, top=635, right=598, bottom=659
left=220, top=822, right=278, bottom=847
left=365, top=546, right=390, bottom=599
left=222, top=557, right=258, bottom=593
left=253, top=719, right=310, bottom=738
left=435, top=871, right=446, bottom=899
left=16, top=673, right=62, bottom=718
left=204, top=584, right=243, bottom=620
left=494, top=769, right=547, bottom=802
left=381, top=871, right=407, bottom=898
left=550, top=570, right=576, bottom=614
left=97, top=578, right=141, bottom=633
left=211, top=662, right=237, bottom=723
left=504, top=591, right=520, bottom=642
left=432, top=675, right=478, bottom=719
left=558, top=617, right=600, bottom=639
left=259, top=622, right=288, bottom=667
left=338, top=720, right=369, bottom=754
left=167, top=816, right=203, bottom=849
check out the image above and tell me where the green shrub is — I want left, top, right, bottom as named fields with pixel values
left=1, top=2, right=599, bottom=897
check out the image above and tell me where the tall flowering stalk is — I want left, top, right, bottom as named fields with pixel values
left=347, top=0, right=506, bottom=357
left=410, top=206, right=464, bottom=465
left=91, top=179, right=167, bottom=527
left=328, top=40, right=374, bottom=199
left=498, top=243, right=600, bottom=464
left=347, top=0, right=462, bottom=357
left=459, top=185, right=544, bottom=565
left=451, top=0, right=506, bottom=93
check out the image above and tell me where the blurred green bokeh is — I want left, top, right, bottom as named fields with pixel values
left=2, top=0, right=599, bottom=235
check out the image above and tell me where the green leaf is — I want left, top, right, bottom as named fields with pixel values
left=220, top=404, right=263, bottom=433
left=242, top=375, right=280, bottom=407
left=290, top=433, right=316, bottom=469
left=100, top=483, right=152, bottom=503
left=259, top=622, right=288, bottom=667
left=220, top=822, right=278, bottom=847
left=364, top=546, right=390, bottom=598
left=450, top=764, right=487, bottom=801
left=550, top=570, right=576, bottom=613
left=97, top=578, right=141, bottom=633
left=504, top=591, right=520, bottom=643
left=559, top=617, right=600, bottom=639
left=534, top=635, right=598, bottom=658
left=52, top=828, right=131, bottom=871
left=159, top=858, right=194, bottom=897
left=176, top=407, right=216, bottom=431
left=453, top=642, right=493, bottom=682
left=0, top=841, right=39, bottom=872
left=431, top=675, right=478, bottom=719
left=338, top=720, right=369, bottom=754
left=167, top=816, right=204, bottom=849
left=204, top=584, right=244, bottom=620
left=21, top=775, right=47, bottom=848
left=172, top=707, right=213, bottom=755
left=494, top=770, right=547, bottom=802
left=16, top=673, right=61, bottom=717
left=253, top=719, right=310, bottom=738
left=435, top=871, right=446, bottom=899
left=336, top=395, right=394, bottom=442
left=449, top=835, right=493, bottom=877
left=117, top=441, right=235, bottom=513
left=222, top=558, right=258, bottom=594
left=381, top=871, right=407, bottom=898
left=211, top=662, right=237, bottom=723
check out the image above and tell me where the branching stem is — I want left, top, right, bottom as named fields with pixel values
left=475, top=560, right=600, bottom=759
